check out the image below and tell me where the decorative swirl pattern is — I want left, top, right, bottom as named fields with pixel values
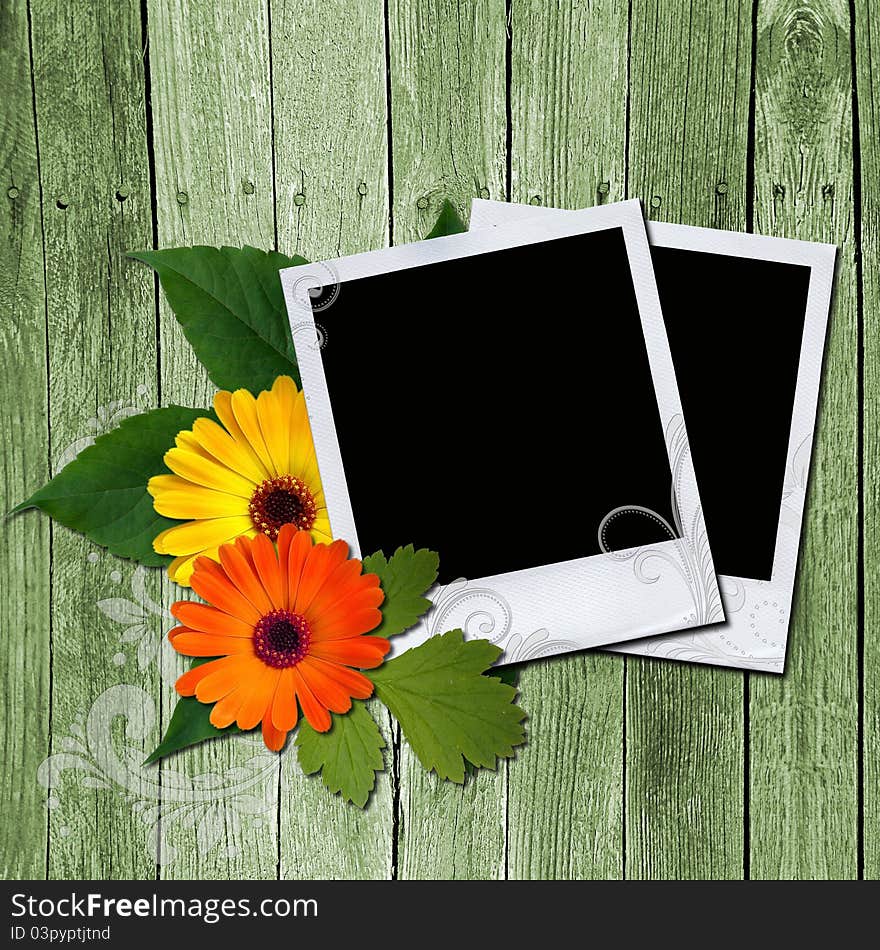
left=596, top=414, right=724, bottom=627
left=428, top=579, right=513, bottom=644
left=38, top=684, right=280, bottom=867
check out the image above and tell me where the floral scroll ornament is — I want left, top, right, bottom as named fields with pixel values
left=38, top=683, right=280, bottom=866
left=598, top=414, right=724, bottom=628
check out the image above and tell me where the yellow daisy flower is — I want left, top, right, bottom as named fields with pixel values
left=148, top=375, right=330, bottom=586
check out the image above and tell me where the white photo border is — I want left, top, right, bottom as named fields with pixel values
left=469, top=198, right=836, bottom=672
left=281, top=200, right=723, bottom=663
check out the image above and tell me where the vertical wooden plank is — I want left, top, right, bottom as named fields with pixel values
left=147, top=0, right=279, bottom=878
left=270, top=0, right=395, bottom=878
left=626, top=0, right=752, bottom=879
left=1, top=0, right=51, bottom=879
left=29, top=0, right=157, bottom=878
left=749, top=0, right=859, bottom=878
left=856, top=0, right=879, bottom=881
left=387, top=0, right=508, bottom=878
left=505, top=0, right=627, bottom=880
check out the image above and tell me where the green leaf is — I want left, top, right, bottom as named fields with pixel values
left=12, top=406, right=213, bottom=566
left=369, top=630, right=526, bottom=783
left=145, top=693, right=240, bottom=765
left=424, top=199, right=467, bottom=239
left=464, top=664, right=522, bottom=776
left=296, top=702, right=386, bottom=808
left=362, top=545, right=439, bottom=638
left=488, top=663, right=520, bottom=689
left=129, top=245, right=307, bottom=393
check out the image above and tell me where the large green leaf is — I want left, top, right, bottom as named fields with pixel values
left=12, top=406, right=213, bottom=566
left=424, top=199, right=467, bottom=238
left=145, top=692, right=240, bottom=765
left=362, top=545, right=439, bottom=638
left=369, top=630, right=527, bottom=783
left=129, top=245, right=307, bottom=393
left=296, top=702, right=386, bottom=807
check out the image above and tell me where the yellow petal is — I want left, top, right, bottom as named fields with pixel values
left=154, top=516, right=253, bottom=557
left=289, top=389, right=321, bottom=487
left=151, top=486, right=250, bottom=520
left=271, top=375, right=298, bottom=412
left=164, top=447, right=255, bottom=496
left=231, top=388, right=275, bottom=475
left=175, top=430, right=216, bottom=461
left=192, top=417, right=266, bottom=485
left=167, top=545, right=224, bottom=586
left=256, top=388, right=290, bottom=476
left=312, top=516, right=332, bottom=538
left=213, top=391, right=271, bottom=481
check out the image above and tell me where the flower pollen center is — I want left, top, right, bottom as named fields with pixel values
left=249, top=474, right=317, bottom=540
left=254, top=609, right=311, bottom=668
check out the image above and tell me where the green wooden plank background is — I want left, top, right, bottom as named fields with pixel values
left=0, top=0, right=872, bottom=879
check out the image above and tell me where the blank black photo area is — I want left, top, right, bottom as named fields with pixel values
left=316, top=228, right=676, bottom=584
left=652, top=246, right=811, bottom=581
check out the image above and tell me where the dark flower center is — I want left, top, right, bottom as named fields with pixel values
left=253, top=609, right=311, bottom=668
left=249, top=475, right=317, bottom=540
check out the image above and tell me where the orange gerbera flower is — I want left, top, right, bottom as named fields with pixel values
left=169, top=525, right=389, bottom=751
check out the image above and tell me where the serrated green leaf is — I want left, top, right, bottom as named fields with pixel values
left=12, top=406, right=214, bottom=566
left=145, top=693, right=240, bottom=764
left=362, top=545, right=439, bottom=638
left=424, top=199, right=468, bottom=239
left=296, top=702, right=386, bottom=808
left=129, top=245, right=307, bottom=393
left=369, top=630, right=526, bottom=783
left=464, top=664, right=522, bottom=776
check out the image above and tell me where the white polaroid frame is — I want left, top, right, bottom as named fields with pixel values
left=469, top=198, right=836, bottom=672
left=281, top=200, right=723, bottom=663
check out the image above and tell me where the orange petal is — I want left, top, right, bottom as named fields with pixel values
left=294, top=539, right=349, bottom=614
left=271, top=668, right=299, bottom=731
left=276, top=525, right=295, bottom=607
left=171, top=632, right=255, bottom=657
left=210, top=688, right=247, bottom=728
left=251, top=533, right=285, bottom=609
left=190, top=557, right=262, bottom=625
left=219, top=540, right=273, bottom=615
left=175, top=658, right=226, bottom=696
left=194, top=655, right=260, bottom=704
left=170, top=601, right=255, bottom=638
left=237, top=667, right=281, bottom=731
left=167, top=625, right=189, bottom=644
left=285, top=529, right=314, bottom=609
left=309, top=635, right=390, bottom=669
left=296, top=660, right=353, bottom=715
left=262, top=716, right=287, bottom=752
left=309, top=604, right=383, bottom=642
left=306, top=559, right=382, bottom=617
left=289, top=667, right=331, bottom=732
left=302, top=656, right=374, bottom=700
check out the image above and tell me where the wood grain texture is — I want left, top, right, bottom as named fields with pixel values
left=0, top=0, right=51, bottom=879
left=506, top=0, right=627, bottom=880
left=625, top=0, right=753, bottom=879
left=147, top=0, right=279, bottom=879
left=387, top=0, right=508, bottom=878
left=29, top=0, right=157, bottom=880
left=270, top=0, right=395, bottom=878
left=387, top=0, right=507, bottom=238
left=855, top=0, right=879, bottom=881
left=749, top=0, right=859, bottom=878
left=0, top=0, right=873, bottom=880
